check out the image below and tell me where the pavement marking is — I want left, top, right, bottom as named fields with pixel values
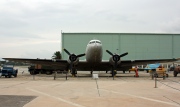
left=163, top=96, right=180, bottom=106
left=100, top=89, right=179, bottom=107
left=26, top=88, right=86, bottom=107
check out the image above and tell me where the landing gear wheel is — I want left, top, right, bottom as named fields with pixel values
left=111, top=70, right=117, bottom=77
left=72, top=74, right=76, bottom=77
left=71, top=68, right=77, bottom=77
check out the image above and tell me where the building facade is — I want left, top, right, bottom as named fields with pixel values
left=61, top=33, right=180, bottom=60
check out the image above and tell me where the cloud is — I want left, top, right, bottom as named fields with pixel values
left=0, top=0, right=180, bottom=58
left=160, top=18, right=180, bottom=33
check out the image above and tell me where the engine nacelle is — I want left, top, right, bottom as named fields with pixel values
left=109, top=56, right=121, bottom=65
left=67, top=57, right=79, bottom=65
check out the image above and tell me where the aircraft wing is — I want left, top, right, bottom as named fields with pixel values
left=76, top=58, right=180, bottom=71
left=3, top=58, right=179, bottom=71
left=3, top=58, right=68, bottom=70
left=120, top=58, right=179, bottom=67
left=3, top=58, right=110, bottom=71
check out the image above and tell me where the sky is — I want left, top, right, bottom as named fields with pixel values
left=0, top=0, right=180, bottom=60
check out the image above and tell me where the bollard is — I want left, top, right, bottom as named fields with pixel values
left=163, top=72, right=165, bottom=80
left=54, top=71, right=57, bottom=80
left=155, top=76, right=157, bottom=88
left=33, top=70, right=35, bottom=80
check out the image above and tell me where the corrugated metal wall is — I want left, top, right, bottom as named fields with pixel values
left=62, top=33, right=180, bottom=60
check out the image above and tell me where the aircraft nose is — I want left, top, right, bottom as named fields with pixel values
left=94, top=43, right=102, bottom=51
left=95, top=43, right=98, bottom=48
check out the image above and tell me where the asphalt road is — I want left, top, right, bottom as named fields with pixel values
left=0, top=95, right=36, bottom=107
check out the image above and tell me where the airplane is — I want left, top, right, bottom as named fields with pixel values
left=3, top=39, right=180, bottom=78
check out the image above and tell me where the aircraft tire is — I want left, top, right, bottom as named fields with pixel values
left=111, top=71, right=116, bottom=77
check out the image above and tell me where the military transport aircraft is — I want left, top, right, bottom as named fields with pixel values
left=3, top=39, right=180, bottom=77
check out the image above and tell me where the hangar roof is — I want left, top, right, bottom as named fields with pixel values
left=62, top=32, right=180, bottom=35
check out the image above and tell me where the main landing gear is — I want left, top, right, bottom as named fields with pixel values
left=111, top=69, right=117, bottom=80
left=111, top=70, right=117, bottom=77
left=70, top=68, right=77, bottom=77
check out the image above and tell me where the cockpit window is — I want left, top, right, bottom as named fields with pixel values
left=96, top=41, right=101, bottom=44
left=89, top=41, right=95, bottom=44
left=89, top=41, right=101, bottom=44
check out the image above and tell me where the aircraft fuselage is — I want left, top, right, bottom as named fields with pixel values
left=86, top=40, right=103, bottom=64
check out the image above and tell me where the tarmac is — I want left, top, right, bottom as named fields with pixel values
left=0, top=66, right=180, bottom=107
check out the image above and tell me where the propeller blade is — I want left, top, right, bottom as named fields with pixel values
left=64, top=48, right=71, bottom=55
left=77, top=53, right=86, bottom=57
left=119, top=52, right=128, bottom=57
left=106, top=50, right=114, bottom=56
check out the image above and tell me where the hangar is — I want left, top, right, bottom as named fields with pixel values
left=61, top=33, right=180, bottom=60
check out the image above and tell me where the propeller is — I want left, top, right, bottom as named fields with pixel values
left=64, top=48, right=85, bottom=61
left=64, top=48, right=85, bottom=76
left=106, top=50, right=128, bottom=78
left=106, top=50, right=128, bottom=63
